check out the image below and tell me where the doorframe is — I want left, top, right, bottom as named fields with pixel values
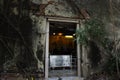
left=45, top=17, right=81, bottom=79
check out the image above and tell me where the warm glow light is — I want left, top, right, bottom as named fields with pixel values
left=65, top=35, right=73, bottom=38
left=58, top=33, right=63, bottom=36
left=53, top=33, right=56, bottom=35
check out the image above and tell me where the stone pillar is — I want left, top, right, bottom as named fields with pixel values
left=81, top=46, right=90, bottom=77
left=77, top=23, right=82, bottom=77
left=31, top=15, right=46, bottom=74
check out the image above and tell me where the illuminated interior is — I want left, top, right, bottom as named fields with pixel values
left=49, top=22, right=77, bottom=56
left=49, top=22, right=77, bottom=77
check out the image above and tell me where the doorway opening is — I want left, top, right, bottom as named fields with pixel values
left=49, top=22, right=77, bottom=77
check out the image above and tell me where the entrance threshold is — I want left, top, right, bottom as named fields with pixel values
left=48, top=76, right=84, bottom=80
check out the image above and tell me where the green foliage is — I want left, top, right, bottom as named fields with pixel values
left=76, top=18, right=106, bottom=45
left=76, top=18, right=120, bottom=76
left=76, top=25, right=88, bottom=45
left=103, top=40, right=120, bottom=75
left=102, top=55, right=120, bottom=74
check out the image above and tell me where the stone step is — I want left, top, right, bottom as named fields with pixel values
left=48, top=76, right=84, bottom=80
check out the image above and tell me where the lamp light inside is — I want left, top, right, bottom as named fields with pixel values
left=58, top=33, right=63, bottom=36
left=65, top=35, right=73, bottom=38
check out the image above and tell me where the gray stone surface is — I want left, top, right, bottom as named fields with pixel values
left=48, top=76, right=84, bottom=80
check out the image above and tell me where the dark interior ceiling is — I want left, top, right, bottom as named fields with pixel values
left=50, top=22, right=76, bottom=35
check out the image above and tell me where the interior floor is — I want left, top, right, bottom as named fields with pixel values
left=49, top=69, right=77, bottom=77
